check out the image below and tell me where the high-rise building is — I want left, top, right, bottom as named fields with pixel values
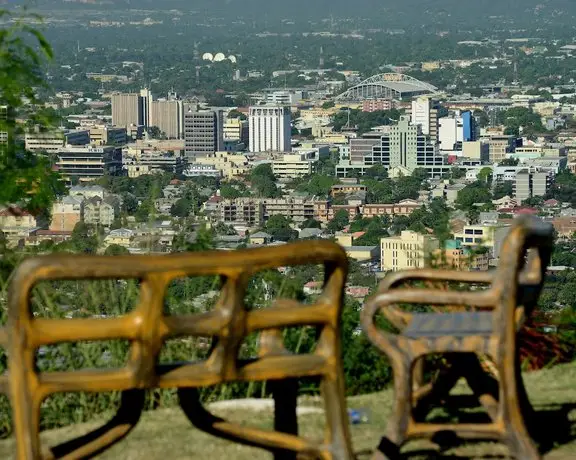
left=223, top=117, right=249, bottom=145
left=362, top=115, right=449, bottom=177
left=438, top=111, right=478, bottom=152
left=488, top=135, right=516, bottom=163
left=411, top=96, right=440, bottom=143
left=111, top=88, right=153, bottom=129
left=183, top=105, right=224, bottom=161
left=249, top=105, right=291, bottom=153
left=514, top=168, right=553, bottom=203
left=140, top=88, right=153, bottom=128
left=112, top=93, right=144, bottom=129
left=151, top=99, right=184, bottom=139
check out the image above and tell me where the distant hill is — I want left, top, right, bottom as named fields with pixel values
left=13, top=0, right=576, bottom=26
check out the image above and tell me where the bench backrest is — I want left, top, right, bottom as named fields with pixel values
left=3, top=240, right=353, bottom=459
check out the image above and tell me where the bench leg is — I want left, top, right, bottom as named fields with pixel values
left=373, top=359, right=412, bottom=459
left=498, top=356, right=540, bottom=460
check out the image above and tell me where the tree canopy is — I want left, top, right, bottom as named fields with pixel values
left=0, top=9, right=65, bottom=212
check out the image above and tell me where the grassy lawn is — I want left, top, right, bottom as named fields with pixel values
left=1, top=362, right=576, bottom=459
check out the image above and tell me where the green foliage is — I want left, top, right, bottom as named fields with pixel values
left=327, top=209, right=349, bottom=233
left=353, top=216, right=390, bottom=246
left=297, top=174, right=338, bottom=197
left=321, top=100, right=335, bottom=109
left=364, top=165, right=388, bottom=181
left=363, top=173, right=422, bottom=204
left=104, top=244, right=129, bottom=256
left=547, top=170, right=576, bottom=206
left=220, top=181, right=249, bottom=199
left=301, top=218, right=322, bottom=229
left=147, top=126, right=167, bottom=140
left=493, top=181, right=514, bottom=200
left=449, top=167, right=466, bottom=180
left=455, top=181, right=492, bottom=210
left=332, top=109, right=400, bottom=135
left=170, top=197, right=192, bottom=217
left=250, top=164, right=281, bottom=198
left=265, top=215, right=297, bottom=241
left=173, top=224, right=215, bottom=253
left=477, top=167, right=493, bottom=185
left=213, top=222, right=237, bottom=236
left=0, top=9, right=65, bottom=212
left=497, top=107, right=545, bottom=137
left=499, top=158, right=519, bottom=167
left=69, top=222, right=99, bottom=254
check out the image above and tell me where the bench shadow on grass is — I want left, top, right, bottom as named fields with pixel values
left=359, top=399, right=576, bottom=459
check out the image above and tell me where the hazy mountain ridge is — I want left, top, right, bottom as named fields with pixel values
left=24, top=0, right=576, bottom=19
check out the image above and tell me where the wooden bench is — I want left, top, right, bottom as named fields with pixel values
left=362, top=215, right=554, bottom=459
left=2, top=241, right=355, bottom=459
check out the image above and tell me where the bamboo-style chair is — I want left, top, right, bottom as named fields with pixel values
left=361, top=216, right=554, bottom=459
left=2, top=241, right=354, bottom=459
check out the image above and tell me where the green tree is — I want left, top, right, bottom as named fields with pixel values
left=477, top=167, right=493, bottom=185
left=170, top=198, right=192, bottom=217
left=493, top=181, right=514, bottom=200
left=0, top=9, right=65, bottom=212
left=499, top=158, right=519, bottom=166
left=321, top=100, right=335, bottom=109
left=250, top=164, right=280, bottom=198
left=364, top=165, right=388, bottom=180
left=327, top=210, right=349, bottom=233
left=301, top=218, right=322, bottom=229
left=265, top=215, right=297, bottom=241
left=104, top=244, right=130, bottom=256
left=297, top=174, right=338, bottom=197
left=455, top=182, right=492, bottom=210
left=147, top=126, right=166, bottom=140
left=71, top=222, right=99, bottom=254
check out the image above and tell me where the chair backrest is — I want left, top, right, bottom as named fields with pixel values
left=2, top=240, right=352, bottom=459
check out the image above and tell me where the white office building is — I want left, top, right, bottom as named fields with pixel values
left=411, top=97, right=439, bottom=143
left=249, top=105, right=291, bottom=153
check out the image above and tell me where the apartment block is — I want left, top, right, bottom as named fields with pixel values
left=362, top=99, right=393, bottom=112
left=453, top=224, right=510, bottom=258
left=436, top=240, right=489, bottom=271
left=50, top=196, right=83, bottom=232
left=0, top=105, right=8, bottom=150
left=362, top=199, right=423, bottom=218
left=219, top=198, right=264, bottom=227
left=83, top=196, right=117, bottom=227
left=261, top=198, right=316, bottom=223
left=514, top=168, right=553, bottom=203
left=380, top=231, right=439, bottom=272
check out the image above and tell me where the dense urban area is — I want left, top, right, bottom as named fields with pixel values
left=0, top=0, right=576, bottom=445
